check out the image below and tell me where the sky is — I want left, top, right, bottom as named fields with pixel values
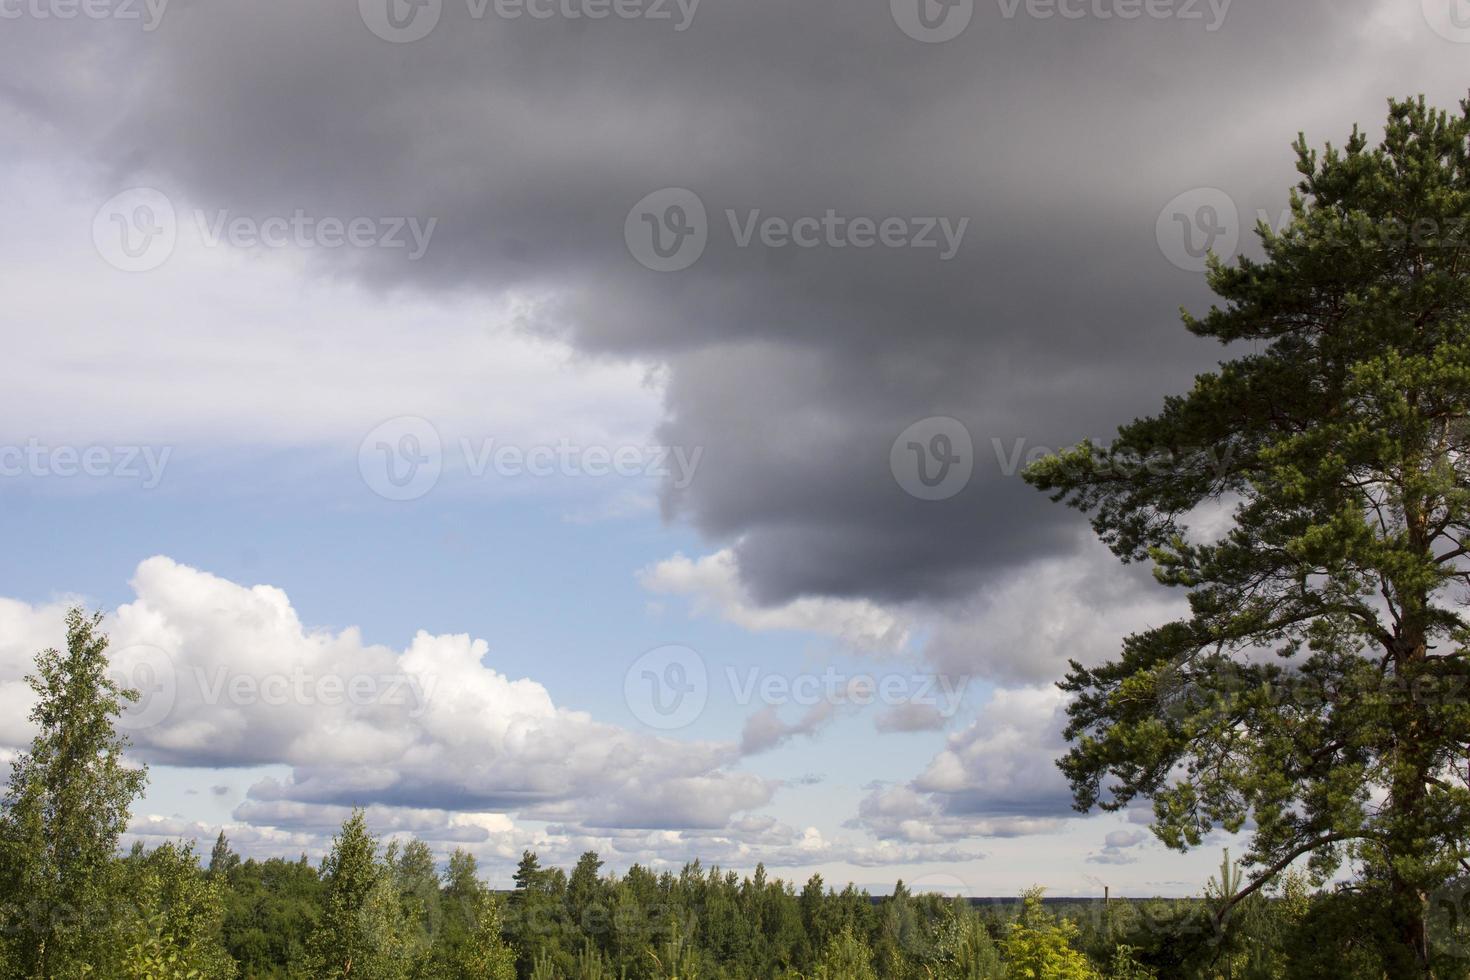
left=0, top=0, right=1468, bottom=898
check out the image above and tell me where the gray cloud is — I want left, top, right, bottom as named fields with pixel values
left=7, top=0, right=1460, bottom=622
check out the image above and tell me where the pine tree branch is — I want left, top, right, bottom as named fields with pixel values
left=1213, top=832, right=1366, bottom=929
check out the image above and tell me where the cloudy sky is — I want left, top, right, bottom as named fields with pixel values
left=1, top=0, right=1467, bottom=896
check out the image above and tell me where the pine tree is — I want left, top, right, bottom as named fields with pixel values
left=509, top=849, right=564, bottom=974
left=0, top=608, right=149, bottom=977
left=1026, top=95, right=1470, bottom=977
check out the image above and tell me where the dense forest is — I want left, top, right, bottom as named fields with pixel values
left=3, top=610, right=1470, bottom=978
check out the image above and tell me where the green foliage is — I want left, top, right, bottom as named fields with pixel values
left=304, top=810, right=418, bottom=979
left=208, top=834, right=240, bottom=883
left=1002, top=890, right=1099, bottom=980
left=1025, top=95, right=1470, bottom=975
left=648, top=929, right=700, bottom=979
left=432, top=850, right=515, bottom=980
left=1102, top=946, right=1154, bottom=980
left=811, top=925, right=876, bottom=980
left=117, top=842, right=236, bottom=980
left=930, top=906, right=1004, bottom=979
left=0, top=607, right=149, bottom=978
left=529, top=950, right=557, bottom=980
left=218, top=853, right=322, bottom=976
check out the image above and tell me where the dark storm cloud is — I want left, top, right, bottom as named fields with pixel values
left=6, top=0, right=1463, bottom=608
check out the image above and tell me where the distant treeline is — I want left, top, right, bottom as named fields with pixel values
left=7, top=610, right=1470, bottom=977
left=170, top=812, right=1464, bottom=979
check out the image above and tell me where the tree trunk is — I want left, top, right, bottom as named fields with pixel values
left=1387, top=870, right=1433, bottom=979
left=1389, top=619, right=1436, bottom=978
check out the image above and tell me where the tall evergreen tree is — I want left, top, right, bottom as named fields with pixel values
left=508, top=849, right=562, bottom=975
left=1026, top=95, right=1470, bottom=977
left=0, top=608, right=149, bottom=977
